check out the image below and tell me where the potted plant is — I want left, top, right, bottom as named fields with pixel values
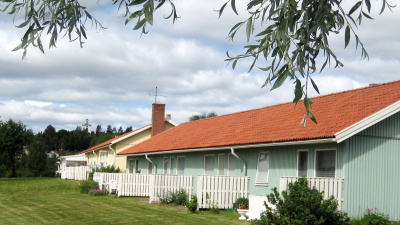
left=235, top=197, right=249, bottom=220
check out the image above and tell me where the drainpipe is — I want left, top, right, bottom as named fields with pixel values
left=109, top=145, right=116, bottom=166
left=145, top=154, right=157, bottom=174
left=231, top=148, right=247, bottom=176
left=93, top=151, right=98, bottom=171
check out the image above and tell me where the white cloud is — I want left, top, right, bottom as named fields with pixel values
left=0, top=0, right=399, bottom=133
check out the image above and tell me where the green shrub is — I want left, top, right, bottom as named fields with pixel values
left=78, top=180, right=99, bottom=194
left=235, top=197, right=249, bottom=209
left=185, top=195, right=198, bottom=213
left=171, top=189, right=188, bottom=205
left=158, top=189, right=188, bottom=205
left=158, top=191, right=173, bottom=204
left=253, top=177, right=350, bottom=225
left=361, top=208, right=391, bottom=225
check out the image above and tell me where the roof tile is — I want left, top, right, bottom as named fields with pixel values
left=119, top=81, right=400, bottom=155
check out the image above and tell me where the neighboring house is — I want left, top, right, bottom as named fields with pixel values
left=57, top=154, right=87, bottom=173
left=118, top=81, right=400, bottom=220
left=79, top=103, right=176, bottom=171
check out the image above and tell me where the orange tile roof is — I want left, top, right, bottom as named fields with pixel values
left=79, top=125, right=150, bottom=154
left=118, top=81, right=400, bottom=155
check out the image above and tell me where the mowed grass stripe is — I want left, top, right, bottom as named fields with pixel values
left=0, top=178, right=247, bottom=225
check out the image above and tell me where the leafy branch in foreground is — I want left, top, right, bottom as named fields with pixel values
left=221, top=0, right=394, bottom=125
left=1, top=0, right=395, bottom=124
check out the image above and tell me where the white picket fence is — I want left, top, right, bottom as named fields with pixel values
left=197, top=175, right=249, bottom=209
left=61, top=166, right=89, bottom=180
left=280, top=177, right=344, bottom=210
left=93, top=173, right=193, bottom=202
left=118, top=173, right=151, bottom=197
left=149, top=174, right=193, bottom=203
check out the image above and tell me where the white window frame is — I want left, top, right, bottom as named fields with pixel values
left=217, top=154, right=225, bottom=176
left=135, top=158, right=139, bottom=173
left=128, top=159, right=134, bottom=173
left=163, top=157, right=168, bottom=175
left=227, top=154, right=236, bottom=176
left=177, top=156, right=185, bottom=175
left=204, top=154, right=215, bottom=175
left=314, top=149, right=337, bottom=178
left=255, top=152, right=270, bottom=186
left=169, top=157, right=175, bottom=175
left=297, top=149, right=309, bottom=177
left=99, top=151, right=108, bottom=166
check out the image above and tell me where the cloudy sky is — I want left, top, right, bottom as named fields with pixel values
left=0, top=0, right=399, bottom=133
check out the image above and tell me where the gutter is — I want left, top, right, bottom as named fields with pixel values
left=118, top=138, right=336, bottom=157
left=231, top=148, right=247, bottom=176
left=145, top=154, right=157, bottom=173
left=109, top=145, right=116, bottom=165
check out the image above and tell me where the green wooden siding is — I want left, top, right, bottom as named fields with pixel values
left=343, top=112, right=400, bottom=220
left=126, top=142, right=344, bottom=196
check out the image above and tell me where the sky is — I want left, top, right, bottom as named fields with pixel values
left=0, top=0, right=399, bottom=133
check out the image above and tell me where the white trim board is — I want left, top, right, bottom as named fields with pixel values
left=335, top=100, right=400, bottom=143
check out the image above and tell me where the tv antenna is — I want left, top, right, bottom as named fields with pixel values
left=149, top=87, right=167, bottom=103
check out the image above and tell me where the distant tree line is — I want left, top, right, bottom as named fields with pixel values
left=189, top=112, right=218, bottom=121
left=0, top=118, right=134, bottom=178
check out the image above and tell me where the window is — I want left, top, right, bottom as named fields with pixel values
left=315, top=150, right=336, bottom=178
left=228, top=154, right=236, bottom=176
left=135, top=158, right=139, bottom=173
left=256, top=152, right=269, bottom=185
left=218, top=154, right=225, bottom=176
left=148, top=161, right=153, bottom=174
left=100, top=151, right=108, bottom=165
left=169, top=157, right=175, bottom=175
left=297, top=150, right=308, bottom=177
left=204, top=155, right=215, bottom=175
left=163, top=157, right=168, bottom=175
left=128, top=159, right=134, bottom=173
left=177, top=157, right=185, bottom=175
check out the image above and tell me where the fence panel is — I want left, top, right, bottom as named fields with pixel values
left=149, top=174, right=193, bottom=203
left=197, top=175, right=249, bottom=209
left=61, top=166, right=89, bottom=180
left=117, top=173, right=151, bottom=197
left=280, top=177, right=344, bottom=210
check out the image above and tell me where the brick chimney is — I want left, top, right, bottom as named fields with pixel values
left=151, top=103, right=165, bottom=137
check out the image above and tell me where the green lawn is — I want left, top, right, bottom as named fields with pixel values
left=0, top=178, right=249, bottom=225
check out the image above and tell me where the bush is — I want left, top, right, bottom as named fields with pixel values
left=78, top=180, right=99, bottom=194
left=253, top=177, right=350, bottom=225
left=361, top=208, right=391, bottom=225
left=235, top=197, right=249, bottom=209
left=185, top=195, right=198, bottom=213
left=171, top=189, right=188, bottom=205
left=158, top=189, right=188, bottom=206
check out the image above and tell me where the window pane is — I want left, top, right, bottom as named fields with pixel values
left=177, top=157, right=185, bottom=175
left=218, top=155, right=224, bottom=176
left=135, top=159, right=139, bottom=173
left=170, top=157, right=175, bottom=175
left=204, top=155, right=214, bottom=175
left=256, top=153, right=269, bottom=183
left=129, top=160, right=134, bottom=173
left=298, top=151, right=308, bottom=177
left=148, top=161, right=152, bottom=174
left=316, top=150, right=336, bottom=177
left=163, top=157, right=168, bottom=175
left=228, top=154, right=235, bottom=176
